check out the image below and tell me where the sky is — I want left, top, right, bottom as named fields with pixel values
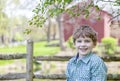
left=4, top=0, right=39, bottom=19
left=4, top=0, right=120, bottom=20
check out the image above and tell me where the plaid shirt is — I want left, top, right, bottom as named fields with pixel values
left=66, top=52, right=107, bottom=81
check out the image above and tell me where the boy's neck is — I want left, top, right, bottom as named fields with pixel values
left=78, top=51, right=92, bottom=59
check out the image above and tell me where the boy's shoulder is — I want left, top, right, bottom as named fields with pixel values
left=67, top=56, right=76, bottom=63
left=90, top=54, right=107, bottom=71
left=90, top=53, right=104, bottom=63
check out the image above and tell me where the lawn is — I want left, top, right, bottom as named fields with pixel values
left=0, top=41, right=60, bottom=55
left=0, top=41, right=60, bottom=65
left=33, top=41, right=60, bottom=56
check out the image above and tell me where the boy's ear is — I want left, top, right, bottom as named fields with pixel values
left=73, top=42, right=76, bottom=47
left=93, top=43, right=96, bottom=48
left=93, top=45, right=96, bottom=48
left=73, top=42, right=76, bottom=45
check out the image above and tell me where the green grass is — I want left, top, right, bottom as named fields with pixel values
left=0, top=45, right=26, bottom=53
left=0, top=41, right=60, bottom=55
left=0, top=41, right=60, bottom=65
left=33, top=41, right=60, bottom=56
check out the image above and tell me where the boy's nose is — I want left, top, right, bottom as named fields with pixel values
left=80, top=42, right=86, bottom=46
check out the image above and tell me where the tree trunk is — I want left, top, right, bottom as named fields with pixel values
left=52, top=25, right=56, bottom=40
left=57, top=15, right=66, bottom=51
left=47, top=17, right=51, bottom=42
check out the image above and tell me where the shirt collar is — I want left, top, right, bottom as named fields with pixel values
left=75, top=52, right=92, bottom=64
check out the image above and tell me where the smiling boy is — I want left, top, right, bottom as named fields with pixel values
left=66, top=25, right=107, bottom=81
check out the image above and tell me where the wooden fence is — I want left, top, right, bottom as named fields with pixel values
left=0, top=40, right=120, bottom=81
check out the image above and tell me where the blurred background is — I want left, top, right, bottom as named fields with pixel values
left=0, top=0, right=120, bottom=81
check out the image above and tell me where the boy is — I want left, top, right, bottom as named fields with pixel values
left=66, top=25, right=107, bottom=81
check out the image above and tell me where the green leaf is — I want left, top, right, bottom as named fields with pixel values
left=65, top=0, right=72, bottom=4
left=84, top=9, right=89, bottom=15
left=85, top=14, right=89, bottom=18
left=33, top=15, right=38, bottom=19
left=24, top=29, right=32, bottom=34
left=29, top=21, right=33, bottom=25
left=115, top=0, right=120, bottom=5
left=95, top=5, right=100, bottom=11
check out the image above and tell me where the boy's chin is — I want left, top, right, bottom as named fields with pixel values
left=79, top=53, right=88, bottom=56
left=78, top=51, right=91, bottom=56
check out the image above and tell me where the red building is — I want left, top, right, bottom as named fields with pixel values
left=61, top=2, right=112, bottom=42
left=110, top=21, right=120, bottom=44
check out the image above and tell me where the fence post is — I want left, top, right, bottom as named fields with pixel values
left=26, top=40, right=33, bottom=81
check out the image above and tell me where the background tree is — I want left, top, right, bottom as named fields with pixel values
left=0, top=0, right=30, bottom=45
left=29, top=0, right=120, bottom=50
left=30, top=0, right=120, bottom=27
left=0, top=0, right=10, bottom=45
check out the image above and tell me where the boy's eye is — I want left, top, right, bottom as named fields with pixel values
left=85, top=40, right=90, bottom=43
left=77, top=40, right=82, bottom=43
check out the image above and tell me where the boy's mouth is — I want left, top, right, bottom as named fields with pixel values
left=79, top=48, right=88, bottom=52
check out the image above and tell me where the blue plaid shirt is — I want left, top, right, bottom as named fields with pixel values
left=66, top=52, right=107, bottom=81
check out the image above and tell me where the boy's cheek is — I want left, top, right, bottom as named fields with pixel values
left=74, top=44, right=79, bottom=47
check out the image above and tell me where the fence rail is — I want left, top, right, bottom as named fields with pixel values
left=0, top=41, right=120, bottom=80
left=0, top=54, right=120, bottom=62
left=0, top=73, right=120, bottom=80
left=0, top=73, right=26, bottom=80
left=34, top=55, right=120, bottom=62
left=0, top=54, right=26, bottom=60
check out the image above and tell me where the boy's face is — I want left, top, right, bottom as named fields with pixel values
left=74, top=36, right=95, bottom=56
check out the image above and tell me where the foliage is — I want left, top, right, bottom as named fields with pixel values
left=14, top=32, right=24, bottom=41
left=115, top=0, right=120, bottom=5
left=101, top=37, right=117, bottom=55
left=29, top=0, right=95, bottom=27
left=0, top=0, right=9, bottom=35
left=0, top=0, right=27, bottom=45
left=29, top=0, right=120, bottom=28
left=66, top=36, right=75, bottom=49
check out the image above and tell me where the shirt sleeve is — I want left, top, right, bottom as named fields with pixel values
left=91, top=59, right=107, bottom=81
left=65, top=62, right=70, bottom=81
left=66, top=61, right=73, bottom=81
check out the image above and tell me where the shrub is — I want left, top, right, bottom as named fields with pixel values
left=101, top=37, right=117, bottom=55
left=66, top=36, right=75, bottom=49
